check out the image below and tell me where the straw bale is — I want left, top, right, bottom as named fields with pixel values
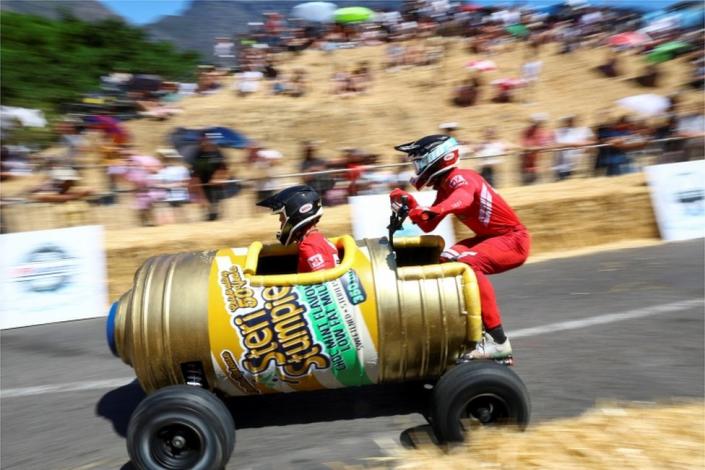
left=372, top=401, right=705, bottom=470
left=105, top=174, right=658, bottom=299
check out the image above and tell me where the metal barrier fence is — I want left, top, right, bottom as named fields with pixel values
left=1, top=136, right=702, bottom=234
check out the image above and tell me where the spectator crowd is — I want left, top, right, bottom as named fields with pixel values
left=2, top=0, right=703, bottom=232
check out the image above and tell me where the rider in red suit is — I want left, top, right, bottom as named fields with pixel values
left=297, top=229, right=339, bottom=273
left=391, top=135, right=530, bottom=360
left=257, top=185, right=338, bottom=273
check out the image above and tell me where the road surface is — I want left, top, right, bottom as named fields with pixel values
left=1, top=239, right=703, bottom=469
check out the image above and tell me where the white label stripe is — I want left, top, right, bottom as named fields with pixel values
left=1, top=299, right=702, bottom=399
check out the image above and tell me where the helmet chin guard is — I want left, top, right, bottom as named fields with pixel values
left=411, top=164, right=455, bottom=190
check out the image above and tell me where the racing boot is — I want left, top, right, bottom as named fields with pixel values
left=464, top=333, right=513, bottom=361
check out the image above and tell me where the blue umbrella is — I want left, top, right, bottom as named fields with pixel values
left=170, top=126, right=250, bottom=165
left=204, top=126, right=250, bottom=148
left=292, top=2, right=337, bottom=23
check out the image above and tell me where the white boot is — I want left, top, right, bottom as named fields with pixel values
left=466, top=333, right=513, bottom=360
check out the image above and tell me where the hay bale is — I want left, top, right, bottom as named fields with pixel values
left=105, top=174, right=659, bottom=299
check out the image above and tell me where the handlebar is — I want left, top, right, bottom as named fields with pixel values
left=387, top=195, right=409, bottom=250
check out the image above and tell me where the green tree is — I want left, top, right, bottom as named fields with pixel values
left=1, top=11, right=201, bottom=120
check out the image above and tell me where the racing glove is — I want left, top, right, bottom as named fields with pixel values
left=409, top=206, right=443, bottom=232
left=389, top=188, right=418, bottom=213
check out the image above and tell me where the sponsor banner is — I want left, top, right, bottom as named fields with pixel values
left=208, top=247, right=378, bottom=395
left=645, top=160, right=705, bottom=241
left=0, top=225, right=108, bottom=329
left=349, top=192, right=455, bottom=246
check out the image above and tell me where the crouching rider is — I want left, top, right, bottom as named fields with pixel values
left=390, top=135, right=530, bottom=360
left=257, top=185, right=339, bottom=273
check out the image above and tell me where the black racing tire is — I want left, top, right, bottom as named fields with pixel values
left=430, top=362, right=530, bottom=443
left=126, top=385, right=235, bottom=470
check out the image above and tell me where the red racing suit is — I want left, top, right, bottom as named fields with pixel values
left=297, top=230, right=339, bottom=273
left=393, top=168, right=530, bottom=330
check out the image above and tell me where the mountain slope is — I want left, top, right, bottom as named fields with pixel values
left=144, top=0, right=401, bottom=60
left=0, top=0, right=120, bottom=22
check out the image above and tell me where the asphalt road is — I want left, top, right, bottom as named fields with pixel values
left=1, top=239, right=703, bottom=470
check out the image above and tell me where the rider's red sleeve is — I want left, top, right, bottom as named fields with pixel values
left=410, top=187, right=475, bottom=232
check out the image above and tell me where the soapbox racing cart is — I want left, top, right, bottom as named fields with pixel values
left=106, top=204, right=530, bottom=469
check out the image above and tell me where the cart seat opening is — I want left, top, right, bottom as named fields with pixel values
left=392, top=235, right=445, bottom=267
left=243, top=235, right=356, bottom=286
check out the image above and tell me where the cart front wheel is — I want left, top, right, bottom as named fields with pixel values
left=127, top=385, right=235, bottom=470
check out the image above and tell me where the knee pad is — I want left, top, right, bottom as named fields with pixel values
left=440, top=249, right=461, bottom=262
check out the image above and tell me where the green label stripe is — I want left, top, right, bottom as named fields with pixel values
left=297, top=282, right=372, bottom=387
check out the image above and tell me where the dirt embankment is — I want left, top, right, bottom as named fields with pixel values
left=105, top=173, right=657, bottom=299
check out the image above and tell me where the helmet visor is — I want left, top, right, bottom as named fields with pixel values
left=412, top=153, right=433, bottom=173
left=410, top=137, right=459, bottom=175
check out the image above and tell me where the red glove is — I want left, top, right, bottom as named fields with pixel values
left=389, top=188, right=418, bottom=212
left=409, top=206, right=434, bottom=224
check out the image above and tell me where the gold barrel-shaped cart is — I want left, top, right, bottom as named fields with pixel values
left=108, top=235, right=530, bottom=470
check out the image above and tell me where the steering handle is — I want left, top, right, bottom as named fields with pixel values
left=388, top=195, right=409, bottom=249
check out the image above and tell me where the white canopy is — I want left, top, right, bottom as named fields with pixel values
left=1, top=106, right=47, bottom=128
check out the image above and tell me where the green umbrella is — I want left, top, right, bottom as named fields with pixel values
left=505, top=24, right=529, bottom=38
left=647, top=41, right=691, bottom=63
left=334, top=6, right=374, bottom=24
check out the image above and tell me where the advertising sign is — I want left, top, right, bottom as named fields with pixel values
left=0, top=225, right=108, bottom=329
left=645, top=160, right=705, bottom=241
left=208, top=249, right=379, bottom=395
left=348, top=191, right=456, bottom=246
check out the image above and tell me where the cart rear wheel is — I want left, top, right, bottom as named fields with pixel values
left=431, top=362, right=530, bottom=443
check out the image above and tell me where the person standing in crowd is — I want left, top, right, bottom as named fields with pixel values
left=56, top=119, right=86, bottom=164
left=155, top=148, right=191, bottom=224
left=452, top=77, right=480, bottom=107
left=189, top=133, right=229, bottom=221
left=473, top=126, right=515, bottom=188
left=634, top=64, right=661, bottom=88
left=125, top=153, right=163, bottom=227
left=438, top=122, right=470, bottom=155
left=592, top=109, right=613, bottom=175
left=300, top=140, right=333, bottom=197
left=438, top=122, right=463, bottom=141
left=85, top=114, right=130, bottom=147
left=519, top=114, right=554, bottom=185
left=595, top=115, right=645, bottom=176
left=653, top=113, right=683, bottom=164
left=286, top=68, right=307, bottom=97
left=330, top=65, right=349, bottom=95
left=253, top=148, right=283, bottom=203
left=595, top=50, right=621, bottom=78
left=521, top=48, right=543, bottom=103
left=677, top=101, right=705, bottom=161
left=29, top=161, right=93, bottom=203
left=553, top=115, right=595, bottom=180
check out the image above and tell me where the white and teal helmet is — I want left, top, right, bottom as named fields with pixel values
left=395, top=135, right=460, bottom=189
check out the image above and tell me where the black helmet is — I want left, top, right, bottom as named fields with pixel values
left=257, top=185, right=323, bottom=245
left=395, top=134, right=460, bottom=190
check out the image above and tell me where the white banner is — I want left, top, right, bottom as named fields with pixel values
left=349, top=192, right=455, bottom=247
left=0, top=225, right=108, bottom=329
left=645, top=160, right=705, bottom=241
